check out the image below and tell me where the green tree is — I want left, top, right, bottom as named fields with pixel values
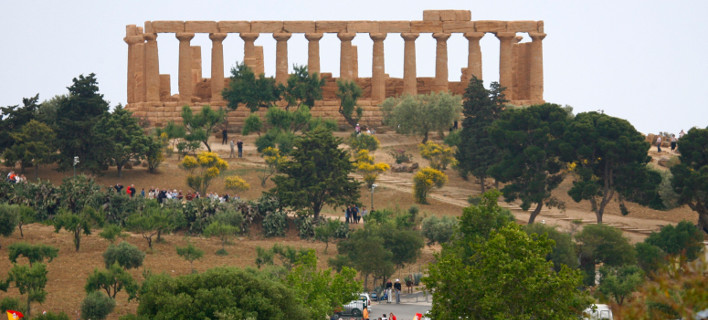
left=285, top=250, right=361, bottom=317
left=524, top=223, right=578, bottom=271
left=385, top=228, right=424, bottom=270
left=241, top=113, right=263, bottom=136
left=0, top=203, right=19, bottom=249
left=597, top=264, right=644, bottom=306
left=54, top=73, right=110, bottom=172
left=99, top=224, right=125, bottom=244
left=575, top=224, right=636, bottom=285
left=125, top=205, right=175, bottom=250
left=15, top=205, right=35, bottom=238
left=455, top=77, right=507, bottom=193
left=421, top=215, right=457, bottom=246
left=222, top=62, right=281, bottom=112
left=382, top=92, right=462, bottom=143
left=8, top=242, right=58, bottom=266
left=489, top=103, right=570, bottom=224
left=81, top=291, right=115, bottom=320
left=94, top=105, right=150, bottom=177
left=645, top=220, right=704, bottom=260
left=283, top=65, right=325, bottom=109
left=103, top=241, right=145, bottom=270
left=333, top=227, right=394, bottom=290
left=57, top=175, right=101, bottom=214
left=3, top=119, right=56, bottom=178
left=176, top=242, right=204, bottom=273
left=135, top=267, right=311, bottom=319
left=670, top=127, right=708, bottom=234
left=419, top=141, right=457, bottom=171
left=203, top=221, right=239, bottom=255
left=180, top=105, right=226, bottom=152
left=84, top=262, right=138, bottom=299
left=561, top=111, right=658, bottom=223
left=270, top=128, right=361, bottom=220
left=53, top=207, right=102, bottom=252
left=6, top=263, right=49, bottom=318
left=336, top=80, right=363, bottom=127
left=0, top=94, right=41, bottom=151
left=635, top=241, right=666, bottom=274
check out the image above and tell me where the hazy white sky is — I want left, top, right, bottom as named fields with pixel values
left=1, top=0, right=706, bottom=135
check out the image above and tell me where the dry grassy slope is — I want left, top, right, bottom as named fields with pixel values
left=0, top=133, right=698, bottom=318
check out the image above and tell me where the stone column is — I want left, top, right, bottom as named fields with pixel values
left=143, top=33, right=160, bottom=102
left=401, top=33, right=419, bottom=95
left=337, top=32, right=356, bottom=81
left=432, top=33, right=451, bottom=92
left=240, top=33, right=259, bottom=72
left=370, top=33, right=387, bottom=101
left=176, top=32, right=195, bottom=102
left=305, top=33, right=323, bottom=75
left=529, top=32, right=546, bottom=102
left=463, top=32, right=484, bottom=83
left=124, top=34, right=143, bottom=104
left=495, top=32, right=516, bottom=99
left=209, top=33, right=227, bottom=102
left=273, top=33, right=292, bottom=85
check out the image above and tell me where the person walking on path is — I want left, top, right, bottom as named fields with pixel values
left=394, top=279, right=402, bottom=304
left=385, top=280, right=393, bottom=304
left=670, top=134, right=678, bottom=152
left=222, top=128, right=228, bottom=145
left=656, top=135, right=662, bottom=153
left=229, top=140, right=236, bottom=158
left=237, top=140, right=244, bottom=158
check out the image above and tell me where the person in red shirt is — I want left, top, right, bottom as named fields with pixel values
left=389, top=312, right=397, bottom=320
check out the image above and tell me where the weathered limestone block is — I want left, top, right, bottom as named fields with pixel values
left=159, top=74, right=171, bottom=100
left=283, top=21, right=315, bottom=33
left=317, top=21, right=347, bottom=33
left=143, top=21, right=154, bottom=34
left=191, top=46, right=202, bottom=84
left=508, top=21, right=538, bottom=32
left=537, top=21, right=545, bottom=32
left=251, top=21, right=284, bottom=33
left=152, top=21, right=185, bottom=33
left=411, top=20, right=442, bottom=33
left=442, top=21, right=475, bottom=33
left=218, top=21, right=250, bottom=33
left=423, top=10, right=471, bottom=21
left=347, top=21, right=379, bottom=33
left=475, top=20, right=508, bottom=32
left=379, top=21, right=411, bottom=33
left=185, top=21, right=218, bottom=33
left=255, top=46, right=265, bottom=76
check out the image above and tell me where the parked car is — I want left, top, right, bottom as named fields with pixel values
left=335, top=293, right=372, bottom=319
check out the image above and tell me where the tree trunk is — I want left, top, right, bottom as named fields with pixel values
left=74, top=230, right=81, bottom=252
left=34, top=164, right=39, bottom=180
left=422, top=131, right=429, bottom=144
left=19, top=223, right=24, bottom=238
left=528, top=202, right=543, bottom=224
left=479, top=175, right=486, bottom=194
left=117, top=164, right=123, bottom=178
left=26, top=295, right=31, bottom=318
left=698, top=210, right=708, bottom=234
left=204, top=141, right=212, bottom=152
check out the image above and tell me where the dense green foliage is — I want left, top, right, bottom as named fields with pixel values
left=283, top=65, right=325, bottom=109
left=575, top=224, right=636, bottom=285
left=381, top=92, right=462, bottom=143
left=8, top=242, right=58, bottom=266
left=489, top=103, right=570, bottom=224
left=103, top=241, right=145, bottom=270
left=135, top=267, right=312, bottom=319
left=455, top=77, right=506, bottom=192
left=561, top=111, right=659, bottom=223
left=270, top=128, right=360, bottom=219
left=85, top=262, right=139, bottom=299
left=3, top=119, right=56, bottom=177
left=524, top=223, right=579, bottom=271
left=6, top=263, right=49, bottom=317
left=0, top=203, right=18, bottom=248
left=670, top=127, right=708, bottom=233
left=81, top=291, right=116, bottom=320
left=421, top=215, right=457, bottom=246
left=176, top=242, right=204, bottom=273
left=223, top=62, right=281, bottom=112
left=53, top=206, right=103, bottom=252
left=424, top=193, right=591, bottom=320
left=180, top=105, right=226, bottom=152
left=336, top=80, right=363, bottom=127
left=94, top=105, right=151, bottom=177
left=597, top=264, right=644, bottom=305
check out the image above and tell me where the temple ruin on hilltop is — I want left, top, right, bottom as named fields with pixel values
left=124, top=10, right=546, bottom=128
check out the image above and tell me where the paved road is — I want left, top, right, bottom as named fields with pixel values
left=368, top=292, right=431, bottom=319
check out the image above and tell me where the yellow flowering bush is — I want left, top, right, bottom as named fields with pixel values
left=355, top=149, right=390, bottom=188
left=413, top=167, right=447, bottom=204
left=179, top=151, right=229, bottom=194
left=225, top=175, right=250, bottom=193
left=419, top=141, right=457, bottom=171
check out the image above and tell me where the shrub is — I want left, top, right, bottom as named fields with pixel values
left=81, top=291, right=115, bottom=320
left=295, top=213, right=317, bottom=239
left=262, top=211, right=288, bottom=238
left=103, top=241, right=145, bottom=270
left=657, top=170, right=681, bottom=209
left=413, top=167, right=447, bottom=204
left=348, top=133, right=380, bottom=152
left=421, top=215, right=457, bottom=246
left=0, top=297, right=23, bottom=314
left=419, top=141, right=457, bottom=171
left=644, top=221, right=703, bottom=260
left=33, top=312, right=71, bottom=320
left=389, top=149, right=413, bottom=164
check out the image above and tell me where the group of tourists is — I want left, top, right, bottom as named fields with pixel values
left=345, top=204, right=368, bottom=224
left=222, top=128, right=244, bottom=159
left=384, top=279, right=403, bottom=305
left=112, top=183, right=239, bottom=204
left=5, top=171, right=27, bottom=183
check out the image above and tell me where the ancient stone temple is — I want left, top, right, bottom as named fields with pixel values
left=124, top=10, right=546, bottom=128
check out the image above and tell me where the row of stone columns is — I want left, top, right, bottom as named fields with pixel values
left=127, top=30, right=545, bottom=104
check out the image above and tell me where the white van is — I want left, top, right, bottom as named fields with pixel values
left=582, top=304, right=613, bottom=320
